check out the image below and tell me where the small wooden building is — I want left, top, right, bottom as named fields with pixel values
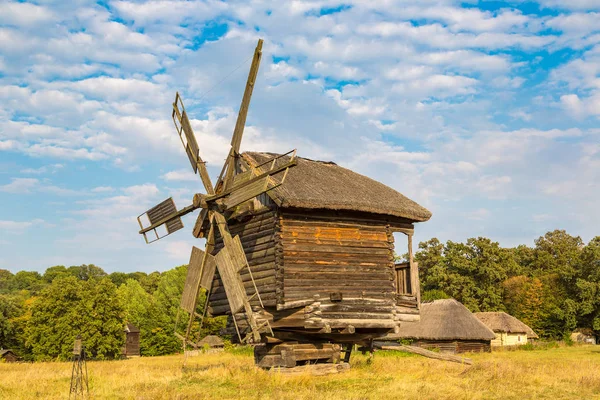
left=207, top=152, right=432, bottom=344
left=474, top=312, right=538, bottom=347
left=0, top=349, right=18, bottom=362
left=571, top=329, right=597, bottom=345
left=378, top=299, right=496, bottom=353
left=123, top=323, right=140, bottom=357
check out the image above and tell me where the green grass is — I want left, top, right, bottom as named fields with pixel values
left=1, top=344, right=600, bottom=399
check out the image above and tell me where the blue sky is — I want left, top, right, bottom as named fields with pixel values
left=1, top=0, right=599, bottom=273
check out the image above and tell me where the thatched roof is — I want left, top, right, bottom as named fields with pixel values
left=198, top=335, right=224, bottom=347
left=389, top=299, right=496, bottom=341
left=0, top=349, right=16, bottom=357
left=241, top=152, right=432, bottom=223
left=474, top=312, right=539, bottom=339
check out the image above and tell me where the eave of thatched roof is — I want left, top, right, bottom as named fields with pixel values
left=241, top=152, right=432, bottom=223
left=474, top=312, right=539, bottom=339
left=198, top=335, right=224, bottom=347
left=389, top=299, right=496, bottom=341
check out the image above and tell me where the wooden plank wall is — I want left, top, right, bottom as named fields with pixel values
left=410, top=340, right=491, bottom=354
left=208, top=209, right=280, bottom=315
left=278, top=212, right=396, bottom=306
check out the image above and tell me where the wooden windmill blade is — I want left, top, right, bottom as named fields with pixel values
left=172, top=92, right=215, bottom=195
left=137, top=198, right=195, bottom=243
left=220, top=39, right=263, bottom=191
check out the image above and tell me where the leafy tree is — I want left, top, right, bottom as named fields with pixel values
left=415, top=238, right=444, bottom=292
left=574, top=237, right=600, bottom=332
left=503, top=276, right=546, bottom=336
left=67, top=264, right=107, bottom=281
left=416, top=237, right=516, bottom=312
left=109, top=272, right=129, bottom=287
left=42, top=266, right=68, bottom=283
left=531, top=230, right=583, bottom=281
left=26, top=276, right=124, bottom=360
left=0, top=269, right=13, bottom=293
left=8, top=271, right=45, bottom=294
left=139, top=271, right=161, bottom=294
left=0, top=294, right=22, bottom=349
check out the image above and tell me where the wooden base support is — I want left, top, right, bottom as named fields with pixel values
left=269, top=362, right=350, bottom=376
left=254, top=342, right=341, bottom=369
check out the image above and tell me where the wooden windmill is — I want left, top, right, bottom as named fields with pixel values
left=137, top=39, right=296, bottom=344
left=138, top=39, right=433, bottom=370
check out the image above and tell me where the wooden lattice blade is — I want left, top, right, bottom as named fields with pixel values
left=137, top=198, right=198, bottom=244
left=172, top=93, right=215, bottom=194
left=214, top=246, right=247, bottom=315
left=180, top=246, right=217, bottom=313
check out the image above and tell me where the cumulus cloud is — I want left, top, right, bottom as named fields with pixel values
left=1, top=0, right=599, bottom=271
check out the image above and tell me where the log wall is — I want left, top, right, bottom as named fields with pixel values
left=208, top=208, right=280, bottom=315
left=278, top=211, right=396, bottom=306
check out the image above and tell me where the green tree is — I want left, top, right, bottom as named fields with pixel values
left=416, top=237, right=516, bottom=312
left=42, top=265, right=68, bottom=283
left=8, top=271, right=45, bottom=294
left=26, top=276, right=124, bottom=360
left=0, top=269, right=13, bottom=293
left=109, top=272, right=129, bottom=287
left=0, top=294, right=23, bottom=349
left=574, top=237, right=600, bottom=332
left=139, top=271, right=161, bottom=294
left=67, top=264, right=107, bottom=281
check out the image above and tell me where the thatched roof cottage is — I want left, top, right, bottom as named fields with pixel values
left=378, top=299, right=496, bottom=353
left=474, top=312, right=539, bottom=347
left=198, top=335, right=225, bottom=349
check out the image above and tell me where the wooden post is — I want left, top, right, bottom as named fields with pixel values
left=407, top=234, right=420, bottom=307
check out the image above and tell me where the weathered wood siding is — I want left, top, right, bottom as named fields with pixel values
left=491, top=332, right=528, bottom=347
left=124, top=332, right=140, bottom=357
left=411, top=340, right=491, bottom=354
left=208, top=208, right=280, bottom=315
left=279, top=211, right=396, bottom=305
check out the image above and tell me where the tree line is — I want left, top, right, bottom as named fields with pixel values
left=0, top=265, right=225, bottom=361
left=415, top=230, right=600, bottom=340
left=1, top=229, right=598, bottom=361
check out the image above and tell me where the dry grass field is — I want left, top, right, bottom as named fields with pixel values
left=1, top=345, right=600, bottom=399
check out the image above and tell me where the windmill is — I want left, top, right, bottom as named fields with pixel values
left=138, top=39, right=433, bottom=371
left=137, top=39, right=297, bottom=345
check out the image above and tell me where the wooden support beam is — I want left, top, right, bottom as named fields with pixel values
left=380, top=345, right=472, bottom=365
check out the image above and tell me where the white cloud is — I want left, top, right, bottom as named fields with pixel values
left=0, top=178, right=39, bottom=194
left=538, top=0, right=600, bottom=11
left=91, top=186, right=115, bottom=193
left=20, top=164, right=64, bottom=174
left=0, top=2, right=55, bottom=27
left=161, top=169, right=198, bottom=182
left=0, top=219, right=44, bottom=233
